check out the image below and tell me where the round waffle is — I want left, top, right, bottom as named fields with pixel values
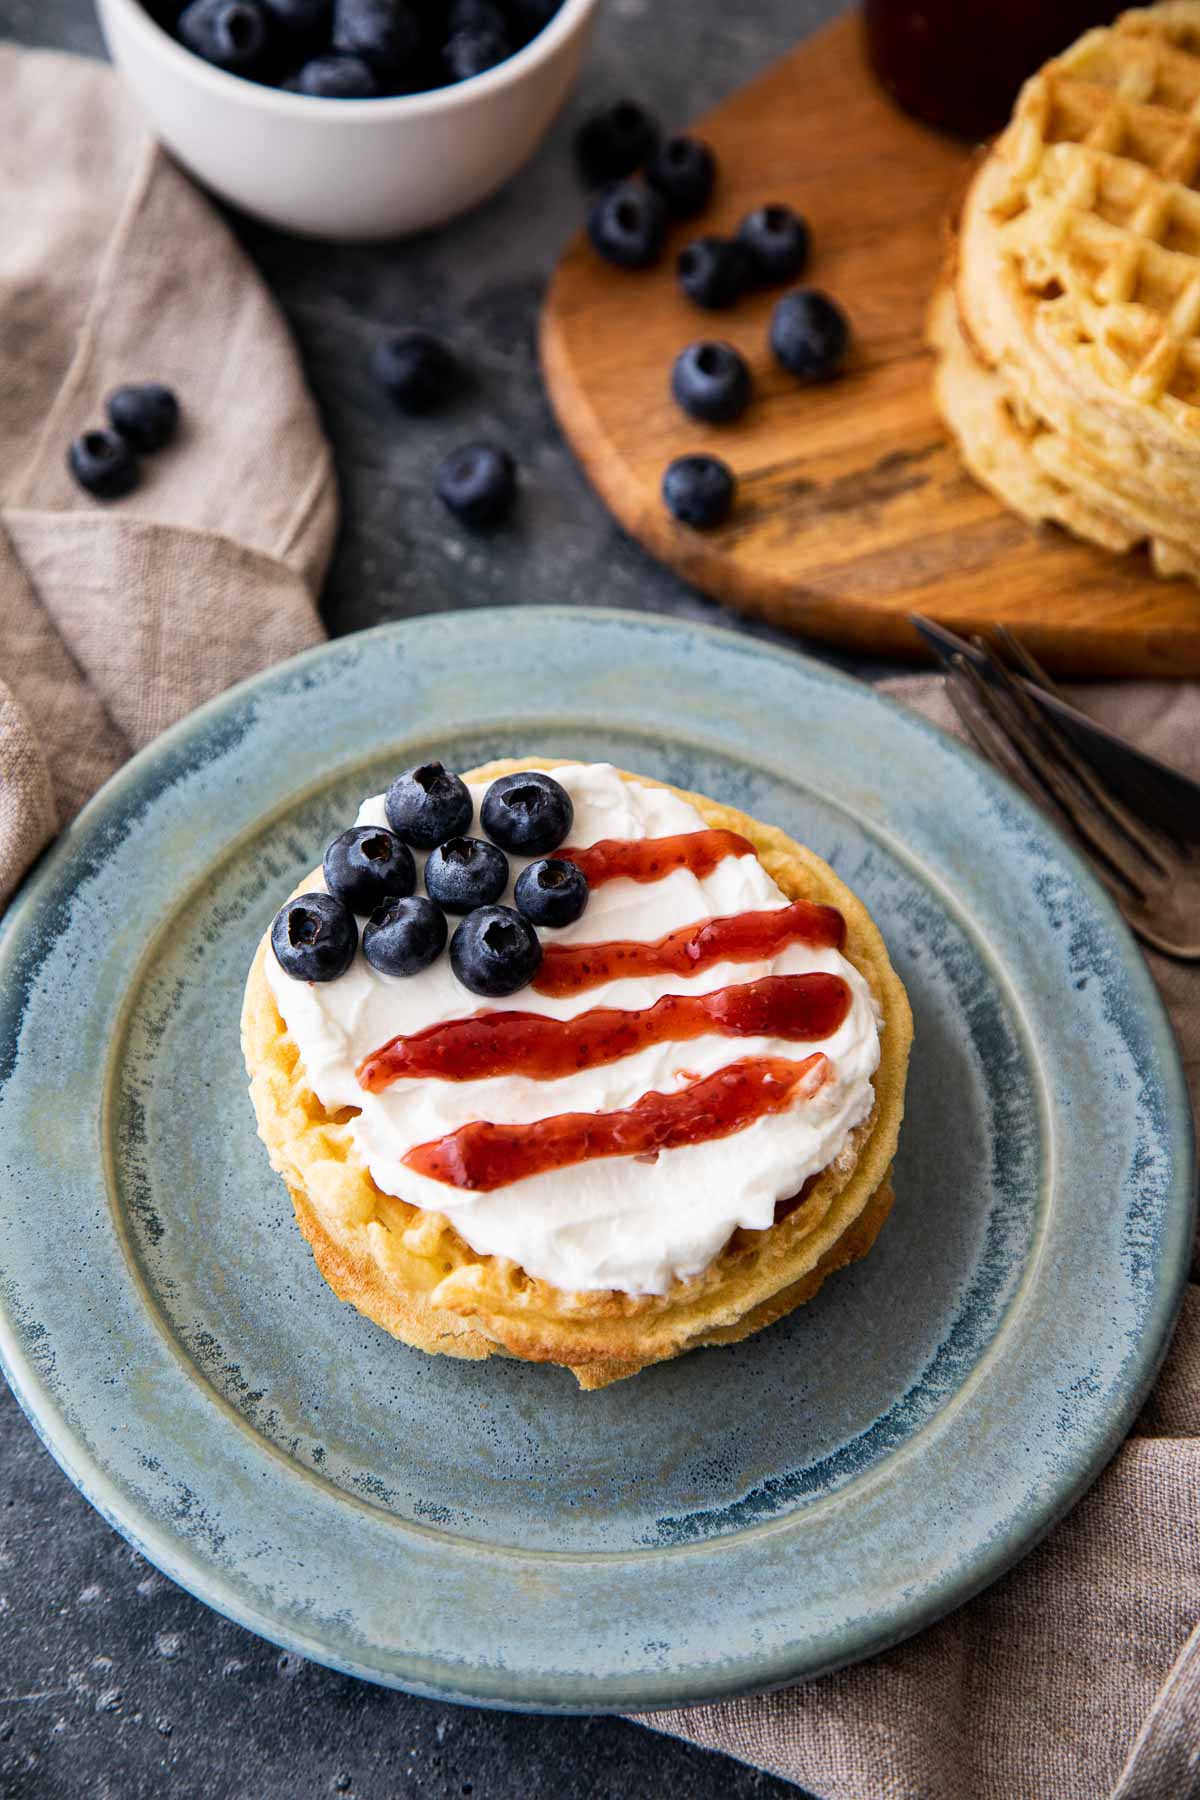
left=242, top=760, right=912, bottom=1391
left=935, top=2, right=1200, bottom=577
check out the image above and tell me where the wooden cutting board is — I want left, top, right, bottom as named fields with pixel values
left=540, top=13, right=1200, bottom=677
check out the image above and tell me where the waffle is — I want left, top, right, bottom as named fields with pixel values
left=931, top=280, right=1200, bottom=578
left=934, top=2, right=1200, bottom=578
left=242, top=760, right=912, bottom=1391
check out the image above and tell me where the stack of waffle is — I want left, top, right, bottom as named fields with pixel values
left=931, top=2, right=1200, bottom=583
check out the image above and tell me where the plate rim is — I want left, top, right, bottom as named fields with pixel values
left=0, top=604, right=1193, bottom=1712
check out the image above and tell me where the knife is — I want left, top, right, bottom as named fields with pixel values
left=909, top=614, right=1200, bottom=844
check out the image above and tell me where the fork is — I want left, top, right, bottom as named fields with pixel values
left=911, top=618, right=1200, bottom=962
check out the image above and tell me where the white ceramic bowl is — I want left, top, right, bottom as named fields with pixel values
left=95, top=0, right=600, bottom=239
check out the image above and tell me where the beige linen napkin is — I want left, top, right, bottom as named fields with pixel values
left=0, top=44, right=334, bottom=906
left=645, top=677, right=1200, bottom=1800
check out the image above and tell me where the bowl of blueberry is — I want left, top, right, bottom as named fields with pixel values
left=95, top=0, right=600, bottom=239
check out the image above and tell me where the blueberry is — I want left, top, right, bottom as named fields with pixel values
left=676, top=236, right=750, bottom=310
left=447, top=0, right=504, bottom=31
left=670, top=341, right=752, bottom=424
left=737, top=204, right=810, bottom=287
left=645, top=134, right=716, bottom=219
left=424, top=836, right=509, bottom=913
left=323, top=824, right=415, bottom=913
left=363, top=895, right=447, bottom=977
left=384, top=761, right=473, bottom=849
left=331, top=0, right=420, bottom=82
left=67, top=430, right=140, bottom=501
left=575, top=100, right=660, bottom=186
left=271, top=892, right=358, bottom=981
left=370, top=330, right=455, bottom=412
left=769, top=289, right=850, bottom=382
left=481, top=771, right=573, bottom=855
left=514, top=858, right=588, bottom=928
left=178, top=0, right=273, bottom=75
left=504, top=0, right=560, bottom=46
left=444, top=24, right=510, bottom=81
left=662, top=454, right=735, bottom=529
left=106, top=382, right=180, bottom=453
left=450, top=905, right=541, bottom=997
left=435, top=443, right=516, bottom=528
left=587, top=182, right=667, bottom=270
left=283, top=52, right=380, bottom=93
left=261, top=0, right=329, bottom=36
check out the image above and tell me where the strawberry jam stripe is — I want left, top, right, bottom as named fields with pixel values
left=532, top=898, right=846, bottom=999
left=557, top=829, right=756, bottom=888
left=403, top=1054, right=832, bottom=1192
left=357, top=973, right=850, bottom=1091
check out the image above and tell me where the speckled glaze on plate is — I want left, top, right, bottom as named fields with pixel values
left=0, top=608, right=1192, bottom=1711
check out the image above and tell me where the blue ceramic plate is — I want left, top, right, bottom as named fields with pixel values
left=0, top=609, right=1192, bottom=1711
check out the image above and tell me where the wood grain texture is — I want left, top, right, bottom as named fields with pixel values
left=540, top=14, right=1200, bottom=677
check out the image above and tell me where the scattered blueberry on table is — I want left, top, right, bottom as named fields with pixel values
left=67, top=429, right=141, bottom=501
left=450, top=904, right=542, bottom=997
left=146, top=0, right=565, bottom=94
left=481, top=771, right=573, bottom=855
left=514, top=857, right=589, bottom=927
left=670, top=340, right=752, bottom=424
left=574, top=98, right=660, bottom=185
left=587, top=181, right=668, bottom=270
left=662, top=453, right=736, bottom=529
left=424, top=837, right=510, bottom=913
left=676, top=235, right=750, bottom=310
left=370, top=329, right=457, bottom=412
left=271, top=891, right=359, bottom=981
left=435, top=442, right=517, bottom=528
left=323, top=824, right=416, bottom=912
left=770, top=288, right=850, bottom=382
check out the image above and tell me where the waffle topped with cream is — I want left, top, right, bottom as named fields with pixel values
left=243, top=759, right=912, bottom=1389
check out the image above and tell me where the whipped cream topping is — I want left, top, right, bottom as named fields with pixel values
left=264, top=763, right=882, bottom=1296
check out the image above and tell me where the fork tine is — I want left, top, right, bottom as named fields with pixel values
left=952, top=655, right=1152, bottom=899
left=994, top=626, right=1065, bottom=699
left=944, top=664, right=1141, bottom=918
left=972, top=636, right=1173, bottom=878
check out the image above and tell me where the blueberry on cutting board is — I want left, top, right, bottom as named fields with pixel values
left=662, top=454, right=736, bottom=529
left=587, top=182, right=667, bottom=270
left=676, top=236, right=750, bottom=310
left=670, top=341, right=752, bottom=424
left=737, top=204, right=810, bottom=286
left=770, top=289, right=850, bottom=382
left=645, top=135, right=716, bottom=219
